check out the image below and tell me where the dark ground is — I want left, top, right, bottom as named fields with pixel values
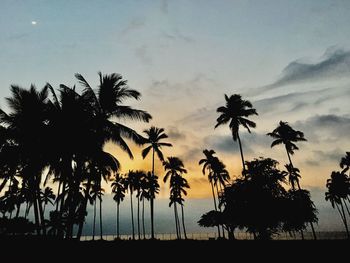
left=1, top=237, right=348, bottom=261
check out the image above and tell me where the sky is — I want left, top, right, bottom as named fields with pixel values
left=1, top=0, right=350, bottom=234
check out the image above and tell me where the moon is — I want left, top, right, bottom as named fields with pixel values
left=31, top=21, right=37, bottom=25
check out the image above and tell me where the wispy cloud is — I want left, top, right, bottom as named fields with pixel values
left=167, top=125, right=186, bottom=141
left=161, top=30, right=195, bottom=43
left=134, top=45, right=152, bottom=65
left=305, top=148, right=344, bottom=167
left=160, top=0, right=169, bottom=14
left=246, top=47, right=350, bottom=97
left=121, top=17, right=146, bottom=36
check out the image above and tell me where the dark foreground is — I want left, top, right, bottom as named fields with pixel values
left=1, top=236, right=348, bottom=261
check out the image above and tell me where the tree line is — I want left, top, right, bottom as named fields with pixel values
left=0, top=74, right=348, bottom=240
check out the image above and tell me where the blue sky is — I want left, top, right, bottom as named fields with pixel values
left=1, top=0, right=350, bottom=234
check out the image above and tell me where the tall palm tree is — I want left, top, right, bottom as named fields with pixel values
left=215, top=94, right=257, bottom=171
left=111, top=174, right=126, bottom=239
left=90, top=183, right=104, bottom=240
left=40, top=187, right=56, bottom=215
left=163, top=157, right=187, bottom=239
left=0, top=84, right=51, bottom=235
left=325, top=171, right=350, bottom=238
left=267, top=121, right=317, bottom=239
left=169, top=174, right=190, bottom=239
left=142, top=126, right=172, bottom=239
left=125, top=170, right=138, bottom=240
left=199, top=149, right=221, bottom=237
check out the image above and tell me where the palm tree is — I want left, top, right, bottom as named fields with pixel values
left=199, top=149, right=221, bottom=237
left=267, top=121, right=307, bottom=175
left=267, top=121, right=317, bottom=239
left=0, top=84, right=51, bottom=235
left=163, top=157, right=188, bottom=239
left=125, top=170, right=138, bottom=240
left=142, top=126, right=172, bottom=239
left=325, top=171, right=350, bottom=238
left=40, top=187, right=56, bottom=215
left=340, top=152, right=350, bottom=174
left=111, top=174, right=126, bottom=239
left=170, top=174, right=190, bottom=239
left=90, top=183, right=104, bottom=240
left=215, top=94, right=258, bottom=171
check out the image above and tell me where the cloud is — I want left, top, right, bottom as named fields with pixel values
left=134, top=45, right=152, bottom=65
left=269, top=47, right=350, bottom=87
left=121, top=17, right=146, bottom=36
left=160, top=0, right=169, bottom=14
left=305, top=148, right=344, bottom=167
left=246, top=47, right=350, bottom=96
left=167, top=126, right=186, bottom=140
left=203, top=132, right=272, bottom=156
left=294, top=114, right=350, bottom=143
left=161, top=30, right=195, bottom=43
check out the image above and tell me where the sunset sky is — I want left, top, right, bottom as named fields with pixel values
left=1, top=0, right=350, bottom=233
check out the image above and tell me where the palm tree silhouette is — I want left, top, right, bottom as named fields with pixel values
left=142, top=126, right=172, bottom=239
left=325, top=171, right=350, bottom=238
left=40, top=187, right=56, bottom=215
left=215, top=94, right=257, bottom=171
left=163, top=157, right=188, bottom=239
left=199, top=149, right=221, bottom=237
left=267, top=121, right=317, bottom=239
left=111, top=174, right=126, bottom=239
left=340, top=152, right=350, bottom=174
left=125, top=170, right=139, bottom=240
left=90, top=183, right=104, bottom=240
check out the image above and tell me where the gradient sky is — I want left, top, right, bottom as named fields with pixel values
left=1, top=0, right=350, bottom=233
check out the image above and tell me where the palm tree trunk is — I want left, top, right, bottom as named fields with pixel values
left=130, top=191, right=135, bottom=240
left=137, top=195, right=141, bottom=240
left=210, top=180, right=221, bottom=238
left=150, top=148, right=155, bottom=239
left=173, top=204, right=178, bottom=239
left=32, top=186, right=41, bottom=235
left=343, top=198, right=350, bottom=217
left=142, top=198, right=146, bottom=239
left=15, top=204, right=21, bottom=218
left=181, top=204, right=187, bottom=239
left=117, top=203, right=120, bottom=239
left=99, top=197, right=103, bottom=240
left=175, top=203, right=182, bottom=239
left=215, top=183, right=226, bottom=239
left=340, top=200, right=350, bottom=239
left=56, top=180, right=61, bottom=212
left=37, top=187, right=47, bottom=236
left=76, top=177, right=92, bottom=239
left=236, top=132, right=246, bottom=172
left=93, top=200, right=96, bottom=240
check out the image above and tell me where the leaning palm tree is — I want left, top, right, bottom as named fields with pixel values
left=111, top=174, right=126, bottom=239
left=215, top=94, right=258, bottom=171
left=142, top=126, right=172, bottom=239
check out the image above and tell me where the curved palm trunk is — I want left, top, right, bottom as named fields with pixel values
left=137, top=195, right=141, bottom=239
left=180, top=204, right=187, bottom=239
left=340, top=200, right=350, bottom=239
left=15, top=204, right=21, bottom=218
left=150, top=148, right=155, bottom=239
left=343, top=198, right=350, bottom=217
left=236, top=133, right=246, bottom=172
left=99, top=197, right=103, bottom=240
left=130, top=191, right=135, bottom=240
left=32, top=185, right=41, bottom=235
left=142, top=198, right=146, bottom=239
left=210, top=180, right=221, bottom=238
left=174, top=204, right=180, bottom=239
